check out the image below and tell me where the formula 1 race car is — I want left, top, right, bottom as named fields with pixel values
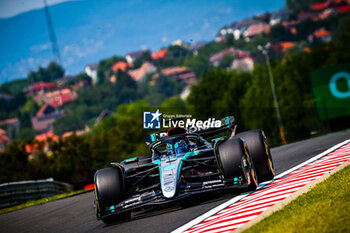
left=94, top=116, right=275, bottom=223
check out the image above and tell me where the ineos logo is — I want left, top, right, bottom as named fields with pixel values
left=329, top=72, right=350, bottom=99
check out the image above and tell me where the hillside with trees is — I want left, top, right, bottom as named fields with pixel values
left=1, top=0, right=350, bottom=188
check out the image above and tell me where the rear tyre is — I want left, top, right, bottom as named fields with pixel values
left=94, top=167, right=130, bottom=224
left=236, top=129, right=274, bottom=182
left=246, top=153, right=258, bottom=191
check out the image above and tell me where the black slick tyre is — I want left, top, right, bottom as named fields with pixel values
left=236, top=129, right=274, bottom=182
left=218, top=138, right=246, bottom=179
left=94, top=167, right=130, bottom=224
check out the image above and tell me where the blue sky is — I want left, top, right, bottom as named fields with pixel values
left=0, top=0, right=75, bottom=18
left=0, top=0, right=285, bottom=84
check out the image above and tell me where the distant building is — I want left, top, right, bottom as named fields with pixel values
left=25, top=130, right=59, bottom=154
left=298, top=11, right=318, bottom=21
left=152, top=67, right=197, bottom=85
left=231, top=57, right=254, bottom=72
left=318, top=8, right=336, bottom=20
left=0, top=129, right=9, bottom=152
left=0, top=118, right=20, bottom=141
left=243, top=22, right=270, bottom=39
left=279, top=42, right=296, bottom=53
left=180, top=86, right=191, bottom=100
left=85, top=63, right=98, bottom=83
left=311, top=1, right=331, bottom=11
left=151, top=48, right=168, bottom=60
left=269, top=9, right=291, bottom=25
left=111, top=61, right=133, bottom=73
left=56, top=75, right=75, bottom=86
left=33, top=88, right=77, bottom=107
left=25, top=82, right=56, bottom=95
left=217, top=18, right=260, bottom=41
left=209, top=47, right=250, bottom=67
left=172, top=40, right=190, bottom=48
left=189, top=41, right=206, bottom=53
left=31, top=104, right=63, bottom=134
left=128, top=62, right=156, bottom=82
left=312, top=0, right=350, bottom=13
left=126, top=50, right=150, bottom=64
left=109, top=61, right=134, bottom=83
left=308, top=28, right=332, bottom=43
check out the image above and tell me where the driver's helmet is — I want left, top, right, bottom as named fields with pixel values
left=175, top=139, right=189, bottom=154
left=166, top=143, right=173, bottom=155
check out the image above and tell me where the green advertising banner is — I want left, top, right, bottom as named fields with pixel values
left=310, top=64, right=350, bottom=121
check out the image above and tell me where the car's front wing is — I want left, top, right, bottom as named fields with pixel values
left=97, top=178, right=249, bottom=220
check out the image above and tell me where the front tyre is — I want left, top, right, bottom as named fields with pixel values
left=218, top=138, right=258, bottom=191
left=236, top=129, right=275, bottom=182
left=94, top=167, right=130, bottom=224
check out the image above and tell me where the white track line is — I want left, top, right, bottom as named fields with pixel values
left=172, top=139, right=350, bottom=233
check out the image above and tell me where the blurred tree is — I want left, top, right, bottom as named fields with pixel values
left=0, top=142, right=29, bottom=182
left=187, top=68, right=232, bottom=118
left=269, top=24, right=296, bottom=42
left=161, top=97, right=186, bottom=109
left=219, top=54, right=235, bottom=69
left=161, top=45, right=192, bottom=67
left=153, top=75, right=184, bottom=98
left=116, top=100, right=150, bottom=118
left=97, top=56, right=126, bottom=84
left=14, top=128, right=36, bottom=142
left=332, top=14, right=350, bottom=42
left=286, top=0, right=312, bottom=13
left=133, top=51, right=152, bottom=68
left=46, top=62, right=65, bottom=81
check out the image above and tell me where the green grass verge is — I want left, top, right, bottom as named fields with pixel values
left=242, top=165, right=350, bottom=233
left=0, top=189, right=90, bottom=215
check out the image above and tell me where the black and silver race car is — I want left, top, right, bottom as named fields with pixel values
left=94, top=116, right=275, bottom=223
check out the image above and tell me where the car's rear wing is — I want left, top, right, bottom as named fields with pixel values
left=145, top=116, right=236, bottom=145
left=190, top=116, right=236, bottom=138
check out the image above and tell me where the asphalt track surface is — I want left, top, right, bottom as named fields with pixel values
left=1, top=129, right=349, bottom=233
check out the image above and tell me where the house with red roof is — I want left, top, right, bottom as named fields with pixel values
left=336, top=4, right=350, bottom=13
left=25, top=130, right=59, bottom=154
left=112, top=61, right=133, bottom=73
left=308, top=28, right=332, bottom=43
left=318, top=8, right=336, bottom=20
left=298, top=11, right=318, bottom=21
left=25, top=82, right=56, bottom=95
left=152, top=67, right=197, bottom=86
left=278, top=42, right=296, bottom=53
left=151, top=48, right=168, bottom=60
left=128, top=62, right=156, bottom=82
left=210, top=48, right=236, bottom=66
left=34, top=88, right=77, bottom=107
left=312, top=0, right=350, bottom=13
left=34, top=130, right=59, bottom=142
left=31, top=104, right=64, bottom=134
left=210, top=48, right=251, bottom=67
left=109, top=61, right=134, bottom=83
left=312, top=1, right=331, bottom=11
left=0, top=129, right=9, bottom=152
